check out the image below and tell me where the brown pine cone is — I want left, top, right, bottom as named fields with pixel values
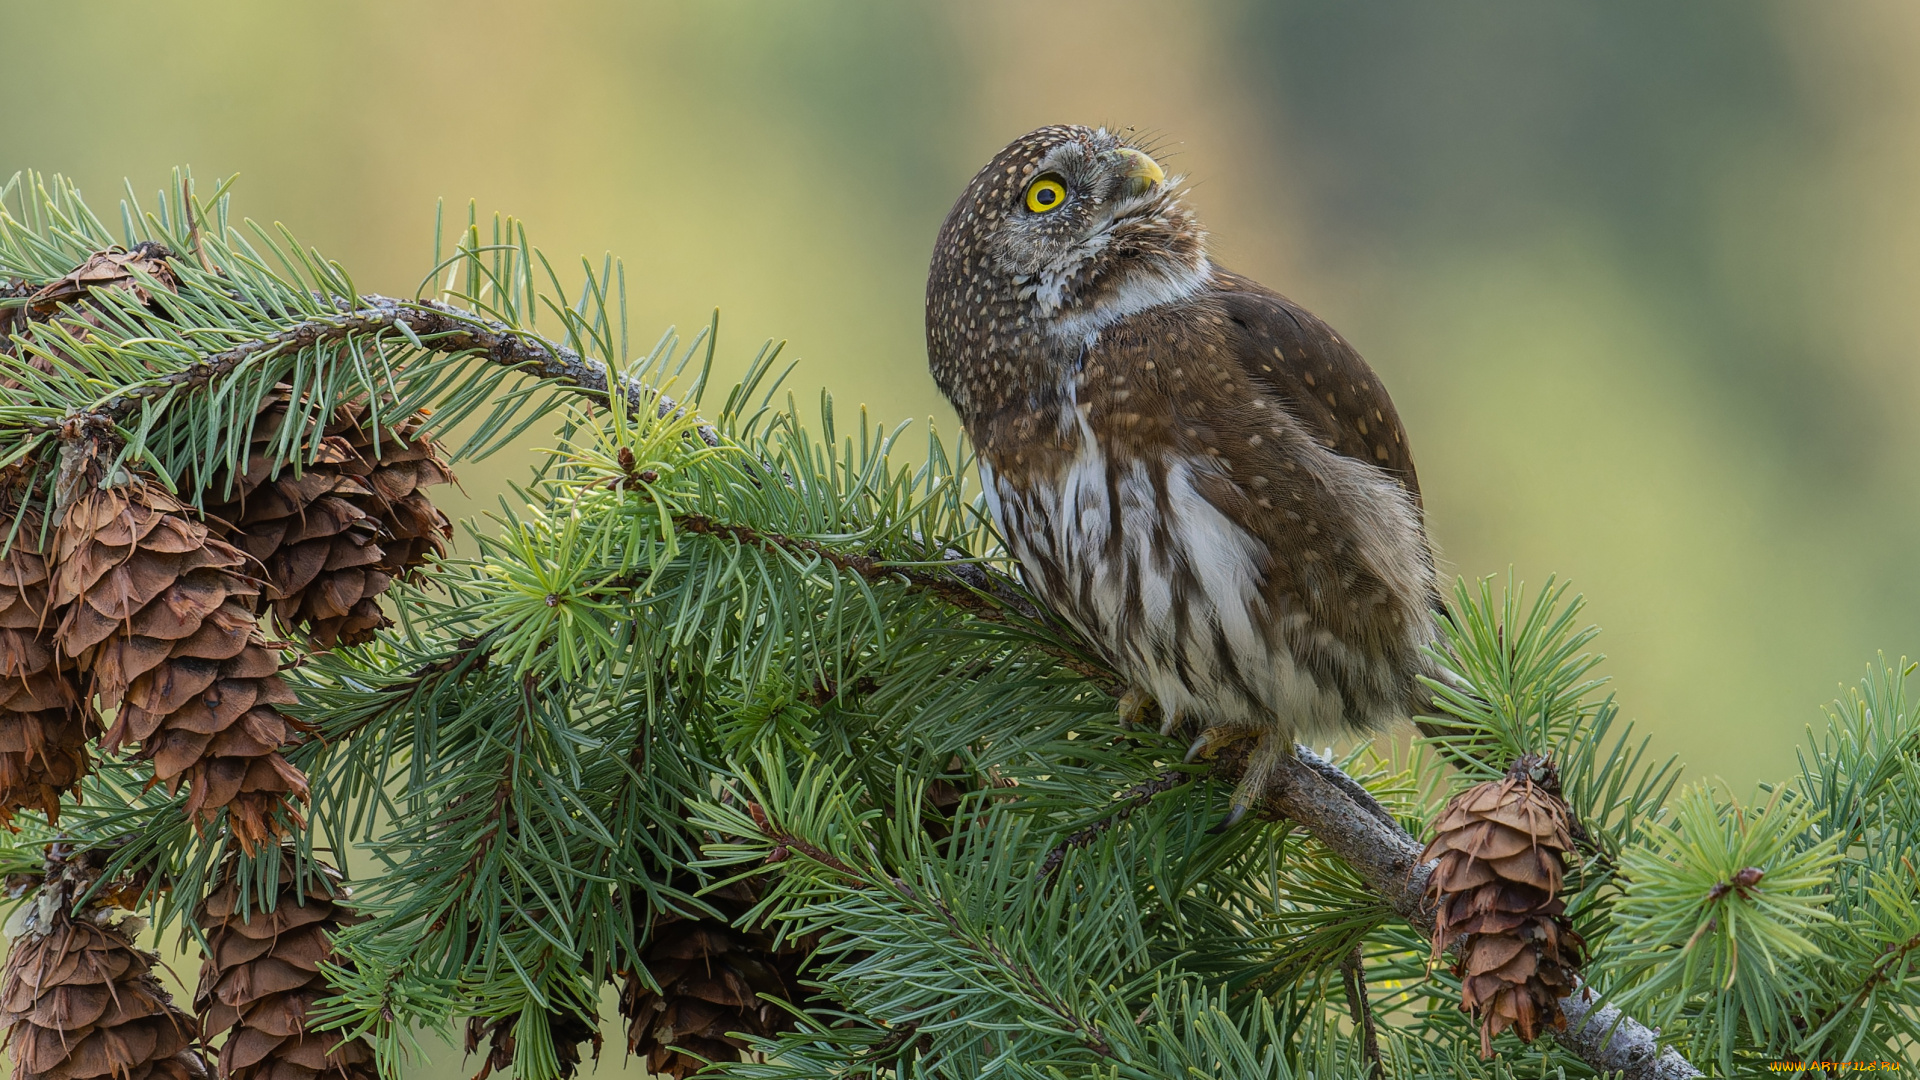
left=0, top=245, right=178, bottom=371
left=329, top=404, right=453, bottom=582
left=0, top=281, right=34, bottom=357
left=204, top=392, right=452, bottom=651
left=193, top=852, right=374, bottom=1080
left=18, top=245, right=177, bottom=324
left=620, top=876, right=812, bottom=1078
left=0, top=511, right=98, bottom=824
left=49, top=484, right=308, bottom=850
left=205, top=390, right=393, bottom=650
left=1420, top=753, right=1585, bottom=1056
left=0, top=853, right=206, bottom=1080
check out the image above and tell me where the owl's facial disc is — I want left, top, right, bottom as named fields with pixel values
left=994, top=138, right=1175, bottom=275
left=982, top=132, right=1206, bottom=338
left=925, top=124, right=1212, bottom=406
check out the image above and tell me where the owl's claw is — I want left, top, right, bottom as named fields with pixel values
left=1184, top=733, right=1210, bottom=764
left=1209, top=731, right=1287, bottom=833
left=1207, top=801, right=1252, bottom=834
left=1117, top=688, right=1152, bottom=729
left=1184, top=725, right=1255, bottom=764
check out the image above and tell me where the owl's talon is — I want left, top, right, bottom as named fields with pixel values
left=1208, top=802, right=1252, bottom=834
left=1184, top=734, right=1210, bottom=764
left=1117, top=688, right=1152, bottom=729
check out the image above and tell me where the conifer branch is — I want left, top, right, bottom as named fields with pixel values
left=673, top=511, right=1113, bottom=687
left=29, top=295, right=717, bottom=444
left=1804, top=926, right=1920, bottom=1045
left=749, top=804, right=1118, bottom=1060
left=1039, top=769, right=1189, bottom=877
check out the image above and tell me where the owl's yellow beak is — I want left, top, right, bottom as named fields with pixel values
left=1116, top=148, right=1166, bottom=198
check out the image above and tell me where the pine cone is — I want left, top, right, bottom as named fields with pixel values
left=49, top=483, right=308, bottom=849
left=204, top=392, right=452, bottom=651
left=464, top=1011, right=601, bottom=1080
left=19, top=245, right=177, bottom=324
left=0, top=511, right=99, bottom=824
left=620, top=876, right=812, bottom=1078
left=1420, top=753, right=1585, bottom=1056
left=205, top=390, right=392, bottom=650
left=193, top=852, right=374, bottom=1080
left=1, top=245, right=177, bottom=370
left=329, top=403, right=453, bottom=582
left=0, top=281, right=34, bottom=358
left=0, top=850, right=206, bottom=1080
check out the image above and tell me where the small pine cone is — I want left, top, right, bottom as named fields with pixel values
left=465, top=1011, right=601, bottom=1080
left=0, top=513, right=99, bottom=824
left=49, top=484, right=308, bottom=850
left=4, top=245, right=178, bottom=372
left=1421, top=753, right=1585, bottom=1056
left=204, top=391, right=452, bottom=650
left=329, top=404, right=453, bottom=582
left=20, top=244, right=177, bottom=321
left=205, top=390, right=394, bottom=650
left=192, top=852, right=374, bottom=1080
left=620, top=876, right=812, bottom=1078
left=1, top=895, right=206, bottom=1080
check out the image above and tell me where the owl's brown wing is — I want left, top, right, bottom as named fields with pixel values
left=1207, top=270, right=1423, bottom=507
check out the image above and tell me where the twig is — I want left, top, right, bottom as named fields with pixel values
left=674, top=512, right=1119, bottom=691
left=1799, top=926, right=1920, bottom=1048
left=1341, top=944, right=1385, bottom=1080
left=749, top=805, right=1116, bottom=1059
left=1039, top=769, right=1189, bottom=877
left=32, top=295, right=719, bottom=444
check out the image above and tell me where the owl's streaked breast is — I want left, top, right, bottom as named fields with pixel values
left=978, top=396, right=1349, bottom=739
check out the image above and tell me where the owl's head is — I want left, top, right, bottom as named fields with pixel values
left=927, top=126, right=1210, bottom=409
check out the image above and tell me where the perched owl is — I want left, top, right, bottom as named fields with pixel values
left=926, top=125, right=1442, bottom=822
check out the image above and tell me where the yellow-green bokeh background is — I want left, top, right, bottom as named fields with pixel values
left=7, top=1, right=1920, bottom=1072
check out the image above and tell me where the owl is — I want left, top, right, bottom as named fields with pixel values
left=925, top=125, right=1442, bottom=823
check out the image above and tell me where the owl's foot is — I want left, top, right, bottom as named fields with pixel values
left=1197, top=730, right=1288, bottom=834
left=1117, top=688, right=1154, bottom=729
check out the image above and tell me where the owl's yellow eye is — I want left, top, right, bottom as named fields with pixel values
left=1024, top=177, right=1067, bottom=213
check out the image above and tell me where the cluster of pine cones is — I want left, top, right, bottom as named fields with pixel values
left=1, top=245, right=826, bottom=1080
left=0, top=249, right=451, bottom=1080
left=0, top=844, right=377, bottom=1080
left=0, top=245, right=453, bottom=844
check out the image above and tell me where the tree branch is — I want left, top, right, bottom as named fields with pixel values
left=673, top=512, right=1120, bottom=690
left=35, top=295, right=720, bottom=444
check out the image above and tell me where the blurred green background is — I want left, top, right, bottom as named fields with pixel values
left=6, top=3, right=1919, bottom=1066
